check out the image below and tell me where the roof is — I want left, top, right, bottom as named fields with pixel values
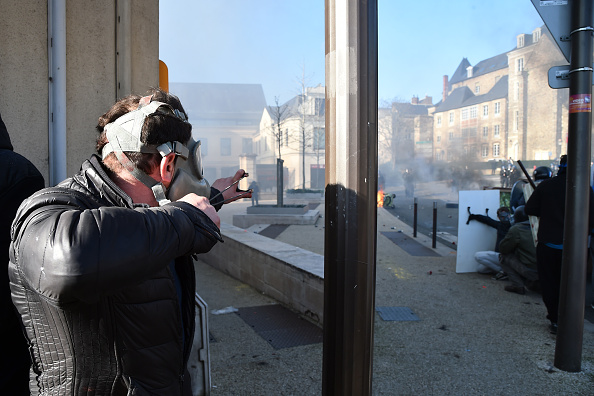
left=435, top=75, right=508, bottom=113
left=392, top=102, right=430, bottom=116
left=449, top=53, right=508, bottom=85
left=168, top=82, right=266, bottom=121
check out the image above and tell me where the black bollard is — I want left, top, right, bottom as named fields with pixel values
left=413, top=197, right=418, bottom=238
left=432, top=201, right=437, bottom=248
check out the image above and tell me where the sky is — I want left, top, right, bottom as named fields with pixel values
left=159, top=1, right=546, bottom=107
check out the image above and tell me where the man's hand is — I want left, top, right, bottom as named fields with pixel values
left=178, top=193, right=220, bottom=228
left=211, top=169, right=253, bottom=204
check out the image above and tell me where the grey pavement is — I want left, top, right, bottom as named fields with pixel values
left=195, top=182, right=594, bottom=395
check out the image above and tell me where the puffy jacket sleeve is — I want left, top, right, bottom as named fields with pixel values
left=10, top=189, right=222, bottom=305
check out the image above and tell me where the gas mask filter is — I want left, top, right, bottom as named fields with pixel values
left=101, top=98, right=209, bottom=205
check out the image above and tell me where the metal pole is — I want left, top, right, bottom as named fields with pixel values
left=323, top=0, right=378, bottom=394
left=277, top=158, right=284, bottom=207
left=413, top=197, right=418, bottom=238
left=432, top=201, right=437, bottom=249
left=555, top=0, right=593, bottom=372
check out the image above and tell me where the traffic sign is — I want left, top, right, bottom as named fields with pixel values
left=531, top=0, right=572, bottom=62
left=548, top=64, right=594, bottom=89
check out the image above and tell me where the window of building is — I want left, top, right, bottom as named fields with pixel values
left=533, top=28, right=541, bottom=42
left=242, top=138, right=253, bottom=154
left=220, top=138, right=231, bottom=156
left=517, top=35, right=524, bottom=48
left=475, top=83, right=480, bottom=94
left=437, top=135, right=441, bottom=142
left=198, top=138, right=208, bottom=156
left=483, top=105, right=488, bottom=117
left=461, top=108, right=469, bottom=121
left=313, top=127, right=325, bottom=150
left=494, top=102, right=501, bottom=115
left=482, top=126, right=488, bottom=137
left=449, top=131, right=454, bottom=140
left=493, top=143, right=500, bottom=157
left=481, top=144, right=488, bottom=157
left=494, top=125, right=500, bottom=137
left=517, top=58, right=524, bottom=73
left=470, top=106, right=477, bottom=119
left=314, top=98, right=325, bottom=115
left=437, top=115, right=441, bottom=126
left=449, top=112, right=454, bottom=124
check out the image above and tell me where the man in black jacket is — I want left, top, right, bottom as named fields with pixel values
left=0, top=112, right=45, bottom=395
left=8, top=89, right=249, bottom=395
left=525, top=155, right=594, bottom=335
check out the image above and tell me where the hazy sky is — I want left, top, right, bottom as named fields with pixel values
left=159, top=1, right=545, bottom=106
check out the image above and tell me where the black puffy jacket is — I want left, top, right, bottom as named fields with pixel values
left=8, top=155, right=222, bottom=395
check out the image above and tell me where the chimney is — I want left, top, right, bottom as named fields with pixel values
left=422, top=96, right=432, bottom=105
left=411, top=96, right=419, bottom=105
left=442, top=75, right=448, bottom=102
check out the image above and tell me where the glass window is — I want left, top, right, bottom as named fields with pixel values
left=461, top=108, right=468, bottom=120
left=483, top=126, right=488, bottom=137
left=494, top=102, right=501, bottom=115
left=470, top=106, right=477, bottom=119
left=483, top=105, right=488, bottom=117
left=493, top=143, right=500, bottom=157
left=242, top=138, right=253, bottom=154
left=481, top=144, right=488, bottom=157
left=220, top=137, right=231, bottom=156
left=449, top=112, right=454, bottom=124
left=494, top=125, right=500, bottom=137
left=437, top=115, right=442, bottom=126
left=313, top=127, right=325, bottom=150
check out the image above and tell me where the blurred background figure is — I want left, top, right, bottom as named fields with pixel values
left=0, top=112, right=45, bottom=395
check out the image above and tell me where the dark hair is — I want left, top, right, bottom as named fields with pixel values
left=513, top=205, right=529, bottom=223
left=96, top=87, right=192, bottom=175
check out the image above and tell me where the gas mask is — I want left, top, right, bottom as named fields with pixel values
left=101, top=98, right=209, bottom=205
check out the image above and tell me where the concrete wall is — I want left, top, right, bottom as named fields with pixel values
left=0, top=0, right=159, bottom=185
left=200, top=223, right=325, bottom=325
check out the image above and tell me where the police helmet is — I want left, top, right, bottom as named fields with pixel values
left=533, top=166, right=552, bottom=181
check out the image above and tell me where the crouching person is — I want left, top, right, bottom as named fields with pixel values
left=498, top=206, right=539, bottom=295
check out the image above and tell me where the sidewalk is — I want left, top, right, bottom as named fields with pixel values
left=195, top=194, right=594, bottom=395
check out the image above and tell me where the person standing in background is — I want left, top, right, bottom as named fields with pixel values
left=0, top=112, right=45, bottom=395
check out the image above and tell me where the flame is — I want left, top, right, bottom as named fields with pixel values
left=377, top=189, right=384, bottom=207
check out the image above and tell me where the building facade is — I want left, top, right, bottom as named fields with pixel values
left=255, top=85, right=326, bottom=190
left=170, top=83, right=266, bottom=186
left=432, top=26, right=569, bottom=165
left=1, top=1, right=160, bottom=185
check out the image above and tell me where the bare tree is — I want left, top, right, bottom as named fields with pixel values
left=294, top=66, right=316, bottom=189
left=269, top=96, right=290, bottom=160
left=268, top=96, right=290, bottom=206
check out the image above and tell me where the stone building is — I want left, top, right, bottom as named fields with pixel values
left=432, top=26, right=569, bottom=165
left=255, top=85, right=325, bottom=190
left=169, top=82, right=266, bottom=188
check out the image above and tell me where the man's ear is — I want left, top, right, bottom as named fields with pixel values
left=159, top=153, right=176, bottom=187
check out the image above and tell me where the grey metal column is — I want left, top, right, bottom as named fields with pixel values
left=323, top=0, right=378, bottom=394
left=555, top=0, right=593, bottom=372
